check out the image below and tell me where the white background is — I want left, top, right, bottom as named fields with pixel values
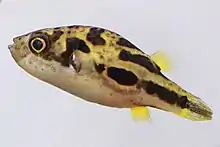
left=0, top=0, right=219, bottom=147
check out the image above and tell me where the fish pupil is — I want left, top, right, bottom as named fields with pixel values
left=33, top=39, right=43, bottom=50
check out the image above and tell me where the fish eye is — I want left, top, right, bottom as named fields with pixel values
left=30, top=37, right=46, bottom=53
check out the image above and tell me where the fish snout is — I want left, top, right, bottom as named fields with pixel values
left=8, top=44, right=14, bottom=51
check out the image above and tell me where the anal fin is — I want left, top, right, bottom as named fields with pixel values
left=131, top=106, right=151, bottom=122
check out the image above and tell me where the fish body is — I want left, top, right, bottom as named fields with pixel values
left=8, top=25, right=213, bottom=121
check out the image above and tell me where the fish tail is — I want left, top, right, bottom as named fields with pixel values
left=138, top=77, right=213, bottom=121
left=173, top=95, right=213, bottom=121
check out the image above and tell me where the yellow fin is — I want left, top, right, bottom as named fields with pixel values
left=151, top=50, right=172, bottom=72
left=131, top=106, right=151, bottom=122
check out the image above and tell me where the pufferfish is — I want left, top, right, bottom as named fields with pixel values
left=8, top=25, right=213, bottom=122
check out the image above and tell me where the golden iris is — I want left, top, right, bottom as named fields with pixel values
left=30, top=37, right=46, bottom=53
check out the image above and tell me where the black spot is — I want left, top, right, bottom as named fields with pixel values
left=50, top=30, right=64, bottom=42
left=118, top=49, right=130, bottom=61
left=60, top=52, right=73, bottom=67
left=107, top=67, right=138, bottom=86
left=119, top=50, right=161, bottom=74
left=86, top=27, right=106, bottom=45
left=100, top=55, right=104, bottom=59
left=66, top=37, right=90, bottom=53
left=116, top=37, right=142, bottom=52
left=61, top=37, right=90, bottom=67
left=140, top=80, right=179, bottom=105
left=94, top=63, right=105, bottom=74
left=177, top=96, right=189, bottom=108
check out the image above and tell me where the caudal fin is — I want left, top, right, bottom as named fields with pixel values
left=174, top=97, right=213, bottom=121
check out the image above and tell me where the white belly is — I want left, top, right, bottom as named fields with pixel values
left=16, top=54, right=180, bottom=113
left=17, top=54, right=139, bottom=108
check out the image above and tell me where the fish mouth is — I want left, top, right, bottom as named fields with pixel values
left=7, top=42, right=22, bottom=63
left=8, top=38, right=16, bottom=52
left=8, top=37, right=18, bottom=52
left=8, top=44, right=14, bottom=52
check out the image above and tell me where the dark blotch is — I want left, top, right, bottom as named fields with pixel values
left=60, top=52, right=73, bottom=67
left=86, top=27, right=106, bottom=45
left=50, top=30, right=64, bottom=42
left=177, top=96, right=189, bottom=108
left=119, top=50, right=161, bottom=74
left=66, top=37, right=90, bottom=54
left=94, top=63, right=105, bottom=74
left=139, top=80, right=184, bottom=106
left=61, top=37, right=90, bottom=67
left=116, top=37, right=142, bottom=52
left=107, top=67, right=138, bottom=86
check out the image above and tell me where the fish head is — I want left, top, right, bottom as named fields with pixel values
left=8, top=28, right=76, bottom=83
left=9, top=32, right=32, bottom=64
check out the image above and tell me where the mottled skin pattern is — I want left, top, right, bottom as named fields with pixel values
left=8, top=25, right=213, bottom=121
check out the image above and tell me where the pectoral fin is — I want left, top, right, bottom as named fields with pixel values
left=131, top=106, right=151, bottom=122
left=151, top=50, right=172, bottom=72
